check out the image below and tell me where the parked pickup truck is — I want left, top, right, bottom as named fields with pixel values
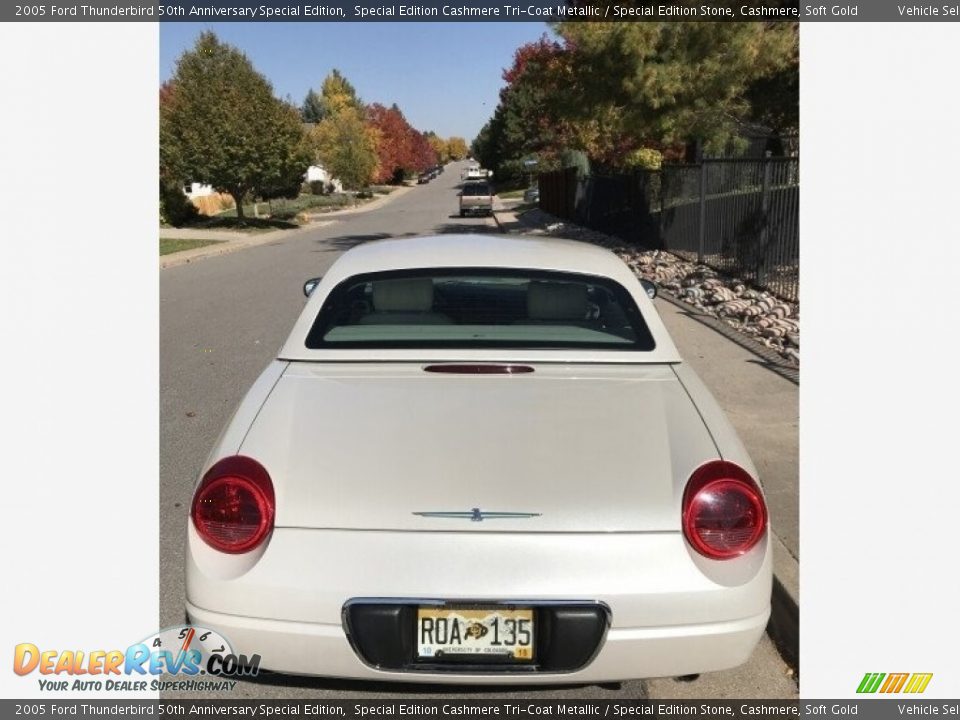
left=459, top=182, right=493, bottom=217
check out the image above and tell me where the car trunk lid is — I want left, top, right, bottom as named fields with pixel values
left=240, top=362, right=718, bottom=532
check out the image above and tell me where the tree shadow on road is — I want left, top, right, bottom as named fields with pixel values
left=314, top=227, right=497, bottom=253
left=176, top=216, right=299, bottom=232
left=745, top=358, right=799, bottom=385
left=432, top=222, right=500, bottom=235
left=315, top=233, right=395, bottom=252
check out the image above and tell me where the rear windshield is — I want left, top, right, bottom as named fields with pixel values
left=462, top=184, right=490, bottom=196
left=305, top=269, right=655, bottom=351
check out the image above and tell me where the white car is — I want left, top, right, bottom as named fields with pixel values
left=185, top=234, right=771, bottom=683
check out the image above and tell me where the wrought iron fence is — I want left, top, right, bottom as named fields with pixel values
left=538, top=157, right=800, bottom=302
left=661, top=158, right=799, bottom=302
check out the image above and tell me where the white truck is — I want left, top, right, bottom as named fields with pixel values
left=462, top=166, right=492, bottom=181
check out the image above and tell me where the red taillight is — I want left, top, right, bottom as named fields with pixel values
left=682, top=461, right=767, bottom=560
left=191, top=456, right=275, bottom=554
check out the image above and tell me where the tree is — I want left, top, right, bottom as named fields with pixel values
left=472, top=36, right=577, bottom=180
left=160, top=32, right=311, bottom=221
left=308, top=104, right=378, bottom=190
left=261, top=103, right=316, bottom=201
left=554, top=22, right=797, bottom=155
left=158, top=80, right=198, bottom=226
left=368, top=103, right=413, bottom=183
left=745, top=25, right=799, bottom=137
left=301, top=89, right=325, bottom=123
left=320, top=68, right=362, bottom=116
left=425, top=132, right=450, bottom=165
left=367, top=103, right=436, bottom=183
left=446, top=137, right=469, bottom=160
left=411, top=131, right=438, bottom=173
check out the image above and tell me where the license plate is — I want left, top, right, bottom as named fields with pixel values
left=416, top=607, right=534, bottom=662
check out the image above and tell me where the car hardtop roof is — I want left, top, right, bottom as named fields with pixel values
left=280, top=234, right=681, bottom=363
left=323, top=234, right=635, bottom=283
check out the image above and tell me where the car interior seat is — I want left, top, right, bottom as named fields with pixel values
left=358, top=278, right=453, bottom=325
left=522, top=281, right=590, bottom=324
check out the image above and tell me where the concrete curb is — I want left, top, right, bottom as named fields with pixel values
left=493, top=207, right=800, bottom=672
left=160, top=186, right=414, bottom=270
left=160, top=221, right=335, bottom=269
left=769, top=535, right=800, bottom=672
left=302, top=184, right=414, bottom=220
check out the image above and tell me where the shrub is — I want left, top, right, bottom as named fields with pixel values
left=560, top=149, right=591, bottom=178
left=309, top=180, right=327, bottom=195
left=625, top=148, right=663, bottom=171
left=159, top=180, right=199, bottom=227
left=270, top=206, right=299, bottom=220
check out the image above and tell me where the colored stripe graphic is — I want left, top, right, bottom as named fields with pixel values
left=904, top=674, right=933, bottom=694
left=857, top=672, right=932, bottom=694
left=880, top=673, right=909, bottom=693
left=857, top=673, right=885, bottom=693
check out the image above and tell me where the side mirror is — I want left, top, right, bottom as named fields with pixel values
left=303, top=277, right=323, bottom=298
left=639, top=279, right=657, bottom=300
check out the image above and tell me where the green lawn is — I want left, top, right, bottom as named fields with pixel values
left=160, top=238, right=223, bottom=256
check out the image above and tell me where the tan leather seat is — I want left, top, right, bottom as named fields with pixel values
left=525, top=281, right=589, bottom=323
left=358, top=278, right=452, bottom=325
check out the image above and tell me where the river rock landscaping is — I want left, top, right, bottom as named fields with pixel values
left=518, top=210, right=800, bottom=366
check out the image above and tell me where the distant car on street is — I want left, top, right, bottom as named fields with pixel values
left=185, top=234, right=771, bottom=684
left=459, top=181, right=493, bottom=217
left=462, top=166, right=492, bottom=181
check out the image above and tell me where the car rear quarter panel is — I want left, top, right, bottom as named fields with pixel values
left=196, top=360, right=289, bottom=480
left=669, top=363, right=758, bottom=479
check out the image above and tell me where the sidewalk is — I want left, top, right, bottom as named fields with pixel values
left=494, top=206, right=799, bottom=669
left=160, top=185, right=413, bottom=269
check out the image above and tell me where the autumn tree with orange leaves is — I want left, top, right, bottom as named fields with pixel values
left=367, top=103, right=438, bottom=183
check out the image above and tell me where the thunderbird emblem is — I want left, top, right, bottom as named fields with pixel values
left=413, top=508, right=541, bottom=522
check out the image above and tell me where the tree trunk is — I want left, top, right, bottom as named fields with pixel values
left=231, top=191, right=245, bottom=222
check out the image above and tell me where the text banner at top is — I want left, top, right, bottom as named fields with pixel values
left=6, top=0, right=960, bottom=22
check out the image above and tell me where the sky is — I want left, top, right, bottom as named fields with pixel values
left=160, top=23, right=552, bottom=142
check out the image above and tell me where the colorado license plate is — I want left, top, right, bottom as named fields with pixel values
left=416, top=607, right=534, bottom=662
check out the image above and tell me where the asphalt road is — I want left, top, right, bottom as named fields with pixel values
left=160, top=160, right=796, bottom=700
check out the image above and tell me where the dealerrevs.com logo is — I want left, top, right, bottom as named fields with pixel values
left=857, top=673, right=933, bottom=694
left=13, top=626, right=260, bottom=692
